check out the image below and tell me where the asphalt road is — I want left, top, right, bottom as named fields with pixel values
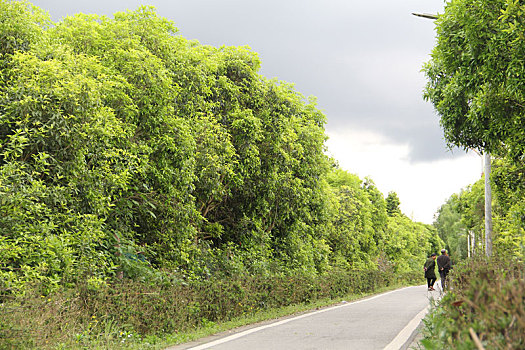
left=168, top=285, right=439, bottom=350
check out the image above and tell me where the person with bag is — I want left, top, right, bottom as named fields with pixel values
left=424, top=253, right=437, bottom=291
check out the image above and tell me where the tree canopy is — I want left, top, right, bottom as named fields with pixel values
left=386, top=191, right=401, bottom=217
left=426, top=0, right=525, bottom=260
left=0, top=1, right=442, bottom=293
left=424, top=0, right=525, bottom=160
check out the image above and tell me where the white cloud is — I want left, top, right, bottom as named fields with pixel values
left=326, top=127, right=482, bottom=224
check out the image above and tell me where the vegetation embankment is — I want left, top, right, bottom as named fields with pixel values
left=1, top=269, right=421, bottom=349
left=421, top=0, right=525, bottom=348
left=1, top=1, right=441, bottom=348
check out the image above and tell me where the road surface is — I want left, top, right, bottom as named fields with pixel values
left=168, top=285, right=439, bottom=350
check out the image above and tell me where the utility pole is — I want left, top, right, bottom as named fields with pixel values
left=484, top=152, right=493, bottom=257
left=472, top=148, right=493, bottom=257
left=470, top=230, right=477, bottom=257
left=467, top=230, right=471, bottom=258
left=467, top=230, right=473, bottom=258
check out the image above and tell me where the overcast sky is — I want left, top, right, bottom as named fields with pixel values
left=29, top=0, right=481, bottom=224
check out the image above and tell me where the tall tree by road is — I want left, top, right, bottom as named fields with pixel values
left=424, top=0, right=525, bottom=161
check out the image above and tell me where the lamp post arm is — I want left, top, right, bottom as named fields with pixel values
left=412, top=13, right=438, bottom=20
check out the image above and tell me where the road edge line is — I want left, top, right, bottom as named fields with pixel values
left=185, top=286, right=414, bottom=350
left=383, top=304, right=429, bottom=350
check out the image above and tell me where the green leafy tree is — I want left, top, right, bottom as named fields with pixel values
left=0, top=2, right=336, bottom=289
left=386, top=191, right=401, bottom=217
left=0, top=1, right=445, bottom=293
left=326, top=169, right=378, bottom=269
left=424, top=0, right=525, bottom=260
left=424, top=0, right=525, bottom=160
left=434, top=194, right=468, bottom=259
left=489, top=158, right=525, bottom=257
left=384, top=215, right=443, bottom=273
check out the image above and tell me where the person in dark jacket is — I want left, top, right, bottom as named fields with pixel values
left=437, top=249, right=451, bottom=291
left=424, top=253, right=437, bottom=291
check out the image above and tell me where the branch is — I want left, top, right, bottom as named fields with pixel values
left=469, top=328, right=485, bottom=350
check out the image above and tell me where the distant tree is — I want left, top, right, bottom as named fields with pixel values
left=435, top=169, right=525, bottom=260
left=456, top=180, right=486, bottom=252
left=326, top=169, right=378, bottom=269
left=489, top=158, right=525, bottom=257
left=362, top=177, right=388, bottom=252
left=434, top=195, right=468, bottom=259
left=384, top=215, right=443, bottom=273
left=386, top=191, right=401, bottom=217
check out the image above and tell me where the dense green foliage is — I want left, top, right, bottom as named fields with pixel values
left=0, top=1, right=333, bottom=291
left=423, top=1, right=525, bottom=348
left=492, top=157, right=525, bottom=257
left=0, top=1, right=441, bottom=297
left=421, top=258, right=525, bottom=349
left=0, top=5, right=443, bottom=348
left=424, top=0, right=525, bottom=161
left=434, top=157, right=525, bottom=261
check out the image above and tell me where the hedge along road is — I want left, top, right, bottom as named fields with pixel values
left=168, top=285, right=439, bottom=350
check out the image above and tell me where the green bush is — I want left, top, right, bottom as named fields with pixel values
left=421, top=258, right=525, bottom=349
left=0, top=268, right=420, bottom=349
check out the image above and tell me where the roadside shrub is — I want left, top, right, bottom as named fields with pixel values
left=0, top=268, right=419, bottom=349
left=421, top=258, right=525, bottom=349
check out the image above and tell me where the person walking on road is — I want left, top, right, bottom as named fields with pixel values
left=437, top=249, right=451, bottom=291
left=424, top=253, right=437, bottom=291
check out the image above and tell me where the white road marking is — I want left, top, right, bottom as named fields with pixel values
left=186, top=287, right=415, bottom=350
left=383, top=305, right=429, bottom=350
